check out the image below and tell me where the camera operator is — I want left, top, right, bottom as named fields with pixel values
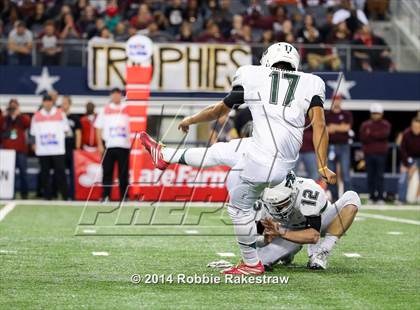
left=0, top=99, right=31, bottom=199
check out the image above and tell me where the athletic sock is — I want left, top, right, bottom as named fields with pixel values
left=161, top=147, right=185, bottom=164
left=320, top=234, right=339, bottom=253
left=162, top=147, right=218, bottom=167
left=227, top=205, right=259, bottom=266
left=307, top=240, right=321, bottom=257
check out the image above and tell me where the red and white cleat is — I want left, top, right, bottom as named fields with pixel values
left=221, top=261, right=265, bottom=275
left=139, top=132, right=169, bottom=170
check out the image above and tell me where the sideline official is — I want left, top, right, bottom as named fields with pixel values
left=95, top=88, right=130, bottom=201
left=30, top=95, right=70, bottom=200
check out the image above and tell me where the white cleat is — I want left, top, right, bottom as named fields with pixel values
left=308, top=250, right=329, bottom=270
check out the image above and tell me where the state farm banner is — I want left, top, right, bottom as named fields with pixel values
left=74, top=149, right=229, bottom=202
left=88, top=41, right=252, bottom=91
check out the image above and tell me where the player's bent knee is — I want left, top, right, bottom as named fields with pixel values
left=342, top=191, right=361, bottom=210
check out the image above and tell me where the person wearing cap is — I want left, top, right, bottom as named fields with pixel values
left=95, top=88, right=130, bottom=201
left=359, top=103, right=391, bottom=204
left=397, top=116, right=420, bottom=203
left=325, top=95, right=353, bottom=201
left=7, top=20, right=33, bottom=65
left=0, top=99, right=31, bottom=199
left=30, top=94, right=70, bottom=200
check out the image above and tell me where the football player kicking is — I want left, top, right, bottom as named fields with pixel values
left=140, top=42, right=336, bottom=275
left=255, top=171, right=361, bottom=270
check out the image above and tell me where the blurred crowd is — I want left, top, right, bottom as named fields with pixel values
left=0, top=0, right=393, bottom=71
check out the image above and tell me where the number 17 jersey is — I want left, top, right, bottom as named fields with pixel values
left=232, top=65, right=325, bottom=163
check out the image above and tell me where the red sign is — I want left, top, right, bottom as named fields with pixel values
left=74, top=149, right=229, bottom=202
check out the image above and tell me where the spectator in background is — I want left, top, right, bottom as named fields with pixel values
left=26, top=1, right=48, bottom=36
left=333, top=0, right=369, bottom=34
left=61, top=96, right=81, bottom=200
left=114, top=22, right=129, bottom=42
left=130, top=4, right=153, bottom=30
left=397, top=117, right=420, bottom=203
left=77, top=5, right=97, bottom=37
left=39, top=20, right=62, bottom=66
left=184, top=0, right=204, bottom=35
left=90, top=27, right=114, bottom=43
left=7, top=20, right=33, bottom=65
left=165, top=0, right=185, bottom=35
left=209, top=0, right=233, bottom=37
left=87, top=18, right=105, bottom=39
left=80, top=102, right=98, bottom=151
left=60, top=13, right=81, bottom=40
left=95, top=88, right=130, bottom=202
left=209, top=113, right=238, bottom=145
left=145, top=21, right=173, bottom=42
left=104, top=0, right=120, bottom=32
left=359, top=103, right=391, bottom=204
left=352, top=25, right=393, bottom=71
left=0, top=99, right=31, bottom=199
left=297, top=124, right=318, bottom=180
left=195, top=20, right=224, bottom=43
left=326, top=95, right=353, bottom=201
left=30, top=95, right=70, bottom=200
left=177, top=21, right=193, bottom=42
left=303, top=26, right=341, bottom=71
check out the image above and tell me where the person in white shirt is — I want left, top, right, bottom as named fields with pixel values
left=30, top=94, right=70, bottom=200
left=95, top=88, right=130, bottom=201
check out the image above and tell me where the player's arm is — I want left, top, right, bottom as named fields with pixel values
left=178, top=101, right=231, bottom=133
left=309, top=106, right=336, bottom=184
left=178, top=85, right=244, bottom=133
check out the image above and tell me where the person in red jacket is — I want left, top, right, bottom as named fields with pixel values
left=398, top=116, right=420, bottom=203
left=0, top=99, right=31, bottom=199
left=359, top=103, right=391, bottom=203
left=79, top=101, right=98, bottom=151
left=296, top=120, right=318, bottom=180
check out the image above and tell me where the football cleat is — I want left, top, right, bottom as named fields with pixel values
left=307, top=250, right=329, bottom=270
left=139, top=132, right=169, bottom=170
left=221, top=261, right=265, bottom=275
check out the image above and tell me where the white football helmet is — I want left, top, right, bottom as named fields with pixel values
left=258, top=171, right=298, bottom=220
left=260, top=42, right=300, bottom=71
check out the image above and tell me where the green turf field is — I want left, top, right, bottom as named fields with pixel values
left=0, top=203, right=419, bottom=309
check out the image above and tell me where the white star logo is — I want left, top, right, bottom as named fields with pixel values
left=30, top=67, right=60, bottom=94
left=326, top=74, right=356, bottom=99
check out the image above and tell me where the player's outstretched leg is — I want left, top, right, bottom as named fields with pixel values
left=140, top=131, right=248, bottom=170
left=309, top=191, right=361, bottom=270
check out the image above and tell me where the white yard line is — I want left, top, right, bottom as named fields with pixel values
left=184, top=230, right=199, bottom=234
left=343, top=253, right=361, bottom=258
left=387, top=231, right=403, bottom=235
left=83, top=229, right=97, bottom=234
left=358, top=213, right=420, bottom=225
left=92, top=252, right=109, bottom=256
left=217, top=252, right=236, bottom=257
left=0, top=202, right=16, bottom=222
